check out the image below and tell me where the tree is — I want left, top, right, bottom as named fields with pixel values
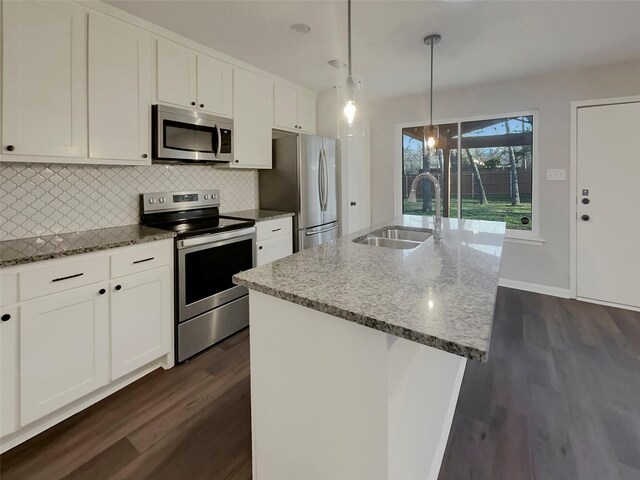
left=505, top=120, right=521, bottom=205
left=465, top=148, right=488, bottom=204
left=421, top=144, right=433, bottom=213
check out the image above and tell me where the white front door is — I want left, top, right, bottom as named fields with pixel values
left=576, top=101, right=640, bottom=309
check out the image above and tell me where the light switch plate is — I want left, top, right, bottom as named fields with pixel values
left=546, top=169, right=566, bottom=181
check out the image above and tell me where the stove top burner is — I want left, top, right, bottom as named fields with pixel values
left=147, top=216, right=254, bottom=239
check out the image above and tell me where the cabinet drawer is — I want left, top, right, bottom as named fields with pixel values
left=110, top=241, right=172, bottom=278
left=1, top=272, right=18, bottom=306
left=257, top=234, right=293, bottom=266
left=19, top=256, right=109, bottom=301
left=256, top=217, right=293, bottom=242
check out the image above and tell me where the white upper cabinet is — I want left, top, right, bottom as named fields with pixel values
left=197, top=55, right=233, bottom=117
left=157, top=39, right=233, bottom=118
left=273, top=83, right=316, bottom=134
left=297, top=91, right=317, bottom=134
left=232, top=69, right=273, bottom=169
left=157, top=39, right=198, bottom=109
left=88, top=13, right=152, bottom=163
left=2, top=0, right=87, bottom=158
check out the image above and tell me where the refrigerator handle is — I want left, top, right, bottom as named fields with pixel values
left=321, top=148, right=329, bottom=211
left=317, top=148, right=324, bottom=210
left=305, top=222, right=338, bottom=235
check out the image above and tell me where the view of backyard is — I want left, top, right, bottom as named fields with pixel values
left=402, top=115, right=534, bottom=231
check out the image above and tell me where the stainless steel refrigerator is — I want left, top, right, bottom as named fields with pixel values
left=259, top=134, right=338, bottom=252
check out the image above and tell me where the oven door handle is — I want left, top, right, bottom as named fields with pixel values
left=177, top=227, right=256, bottom=249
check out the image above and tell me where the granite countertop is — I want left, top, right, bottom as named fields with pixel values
left=234, top=215, right=506, bottom=362
left=223, top=209, right=294, bottom=222
left=0, top=225, right=176, bottom=268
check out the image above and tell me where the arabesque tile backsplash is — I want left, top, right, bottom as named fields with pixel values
left=0, top=163, right=258, bottom=240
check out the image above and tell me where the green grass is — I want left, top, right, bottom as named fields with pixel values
left=403, top=194, right=532, bottom=230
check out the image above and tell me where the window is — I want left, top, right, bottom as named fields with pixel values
left=401, top=113, right=536, bottom=235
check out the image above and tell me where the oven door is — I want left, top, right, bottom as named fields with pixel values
left=177, top=227, right=256, bottom=321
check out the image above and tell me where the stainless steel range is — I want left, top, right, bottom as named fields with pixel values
left=140, top=190, right=255, bottom=362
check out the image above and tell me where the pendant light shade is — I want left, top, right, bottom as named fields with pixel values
left=338, top=0, right=364, bottom=139
left=424, top=34, right=441, bottom=150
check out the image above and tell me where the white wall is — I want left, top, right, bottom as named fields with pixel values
left=369, top=59, right=640, bottom=290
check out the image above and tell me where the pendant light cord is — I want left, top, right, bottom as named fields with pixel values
left=429, top=39, right=433, bottom=125
left=348, top=0, right=352, bottom=77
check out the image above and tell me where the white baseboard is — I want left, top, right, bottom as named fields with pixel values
left=498, top=278, right=571, bottom=299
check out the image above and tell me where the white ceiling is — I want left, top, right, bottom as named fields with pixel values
left=106, top=0, right=640, bottom=99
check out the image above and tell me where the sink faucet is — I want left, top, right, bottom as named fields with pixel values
left=408, top=172, right=441, bottom=217
left=407, top=172, right=442, bottom=238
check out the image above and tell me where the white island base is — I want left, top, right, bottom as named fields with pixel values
left=249, top=291, right=467, bottom=480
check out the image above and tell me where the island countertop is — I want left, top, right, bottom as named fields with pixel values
left=234, top=215, right=506, bottom=362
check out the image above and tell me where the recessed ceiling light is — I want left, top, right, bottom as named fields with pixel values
left=290, top=23, right=311, bottom=34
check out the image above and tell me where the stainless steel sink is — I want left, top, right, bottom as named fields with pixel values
left=355, top=236, right=422, bottom=249
left=353, top=226, right=433, bottom=250
left=378, top=228, right=432, bottom=242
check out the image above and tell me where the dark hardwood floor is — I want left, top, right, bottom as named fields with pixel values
left=1, top=287, right=639, bottom=480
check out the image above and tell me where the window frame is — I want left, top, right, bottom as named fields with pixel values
left=394, top=109, right=542, bottom=244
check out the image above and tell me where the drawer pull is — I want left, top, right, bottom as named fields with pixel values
left=132, top=257, right=155, bottom=264
left=271, top=228, right=282, bottom=233
left=51, top=273, right=83, bottom=283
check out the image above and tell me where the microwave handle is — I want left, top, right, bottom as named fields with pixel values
left=216, top=126, right=222, bottom=158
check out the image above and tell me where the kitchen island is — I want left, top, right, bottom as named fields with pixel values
left=234, top=215, right=505, bottom=480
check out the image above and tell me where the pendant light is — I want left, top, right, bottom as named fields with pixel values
left=338, top=0, right=363, bottom=139
left=424, top=34, right=441, bottom=149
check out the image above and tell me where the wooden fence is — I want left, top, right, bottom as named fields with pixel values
left=404, top=169, right=532, bottom=198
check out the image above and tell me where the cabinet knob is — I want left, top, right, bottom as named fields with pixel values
left=142, top=154, right=148, bottom=159
left=6, top=145, right=15, bottom=152
left=581, top=215, right=590, bottom=221
left=350, top=201, right=357, bottom=206
left=191, top=101, right=196, bottom=106
left=115, top=285, right=122, bottom=291
left=98, top=288, right=106, bottom=295
left=200, top=104, right=204, bottom=108
left=235, top=159, right=239, bottom=163
left=259, top=246, right=263, bottom=250
left=1, top=314, right=10, bottom=322
left=581, top=198, right=590, bottom=205
left=294, top=125, right=299, bottom=129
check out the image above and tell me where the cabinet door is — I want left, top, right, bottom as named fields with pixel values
left=257, top=235, right=293, bottom=266
left=197, top=55, right=233, bottom=118
left=110, top=267, right=171, bottom=380
left=157, top=39, right=197, bottom=108
left=88, top=13, right=152, bottom=163
left=297, top=91, right=317, bottom=134
left=232, top=69, right=273, bottom=169
left=20, top=284, right=109, bottom=425
left=273, top=83, right=298, bottom=130
left=1, top=306, right=19, bottom=437
left=2, top=0, right=87, bottom=158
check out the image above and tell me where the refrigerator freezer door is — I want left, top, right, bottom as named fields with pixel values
left=298, top=135, right=324, bottom=230
left=298, top=221, right=339, bottom=251
left=321, top=137, right=338, bottom=225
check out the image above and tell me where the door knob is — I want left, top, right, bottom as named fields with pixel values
left=350, top=201, right=357, bottom=206
left=581, top=215, right=590, bottom=221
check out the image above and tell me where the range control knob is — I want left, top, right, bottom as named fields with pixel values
left=204, top=194, right=209, bottom=200
left=149, top=198, right=155, bottom=204
left=159, top=197, right=165, bottom=204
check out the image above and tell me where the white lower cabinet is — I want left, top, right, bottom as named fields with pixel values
left=110, top=267, right=171, bottom=380
left=20, top=284, right=110, bottom=425
left=0, top=306, right=19, bottom=436
left=256, top=218, right=293, bottom=266
left=0, top=240, right=174, bottom=451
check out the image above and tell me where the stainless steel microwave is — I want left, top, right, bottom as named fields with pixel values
left=152, top=104, right=233, bottom=163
